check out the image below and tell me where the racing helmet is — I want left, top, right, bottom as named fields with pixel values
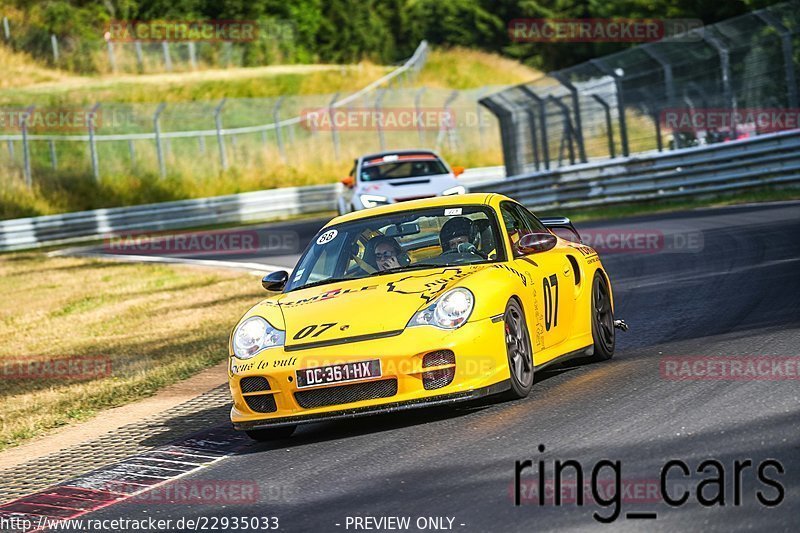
left=440, top=216, right=477, bottom=252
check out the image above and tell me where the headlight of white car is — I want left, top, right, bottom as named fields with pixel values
left=232, top=316, right=285, bottom=359
left=408, top=288, right=474, bottom=329
left=442, top=186, right=466, bottom=196
left=360, top=194, right=389, bottom=208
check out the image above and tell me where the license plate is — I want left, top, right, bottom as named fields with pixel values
left=296, top=360, right=381, bottom=389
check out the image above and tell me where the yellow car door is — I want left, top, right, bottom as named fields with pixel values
left=499, top=202, right=575, bottom=356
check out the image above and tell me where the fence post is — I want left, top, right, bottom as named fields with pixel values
left=591, top=94, right=615, bottom=158
left=188, top=42, right=197, bottom=70
left=162, top=41, right=172, bottom=72
left=703, top=31, right=736, bottom=137
left=551, top=72, right=587, bottom=163
left=524, top=106, right=540, bottom=171
left=648, top=102, right=663, bottom=152
left=128, top=139, right=135, bottom=163
left=153, top=103, right=166, bottom=178
left=50, top=35, right=59, bottom=64
left=590, top=59, right=629, bottom=157
left=2, top=17, right=9, bottom=41
left=475, top=86, right=488, bottom=147
left=88, top=103, right=101, bottom=181
left=414, top=87, right=426, bottom=145
left=198, top=135, right=206, bottom=154
left=6, top=140, right=13, bottom=158
left=519, top=86, right=550, bottom=170
left=438, top=90, right=459, bottom=152
left=375, top=89, right=387, bottom=151
left=49, top=139, right=58, bottom=170
left=214, top=98, right=228, bottom=171
left=134, top=41, right=144, bottom=73
left=329, top=92, right=340, bottom=159
left=106, top=39, right=117, bottom=73
left=21, top=106, right=33, bottom=187
left=272, top=97, right=286, bottom=161
left=641, top=45, right=675, bottom=104
left=548, top=95, right=575, bottom=166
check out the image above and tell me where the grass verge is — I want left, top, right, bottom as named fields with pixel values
left=0, top=254, right=261, bottom=452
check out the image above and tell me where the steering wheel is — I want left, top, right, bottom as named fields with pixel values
left=442, top=242, right=488, bottom=259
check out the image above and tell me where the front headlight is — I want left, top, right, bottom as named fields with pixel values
left=442, top=186, right=466, bottom=196
left=360, top=194, right=389, bottom=208
left=232, top=316, right=285, bottom=359
left=408, top=288, right=474, bottom=329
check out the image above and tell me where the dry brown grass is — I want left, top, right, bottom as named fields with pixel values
left=0, top=46, right=71, bottom=89
left=415, top=47, right=540, bottom=89
left=0, top=253, right=263, bottom=450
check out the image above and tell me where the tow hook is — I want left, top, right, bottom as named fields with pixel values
left=614, top=319, right=629, bottom=332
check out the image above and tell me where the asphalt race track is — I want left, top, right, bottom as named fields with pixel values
left=55, top=201, right=800, bottom=531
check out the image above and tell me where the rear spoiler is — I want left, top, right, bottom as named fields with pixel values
left=539, top=216, right=582, bottom=244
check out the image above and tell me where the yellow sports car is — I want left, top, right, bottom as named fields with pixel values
left=228, top=193, right=624, bottom=440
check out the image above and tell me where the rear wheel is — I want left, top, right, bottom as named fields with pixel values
left=503, top=299, right=534, bottom=399
left=590, top=272, right=615, bottom=361
left=245, top=425, right=296, bottom=441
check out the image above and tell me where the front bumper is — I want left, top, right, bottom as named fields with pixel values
left=229, top=316, right=509, bottom=429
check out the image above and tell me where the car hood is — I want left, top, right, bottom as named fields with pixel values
left=358, top=174, right=459, bottom=201
left=271, top=266, right=489, bottom=350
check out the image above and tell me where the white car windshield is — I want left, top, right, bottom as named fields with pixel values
left=360, top=159, right=449, bottom=181
left=286, top=205, right=505, bottom=292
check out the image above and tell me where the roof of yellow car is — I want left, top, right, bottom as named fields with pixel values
left=330, top=193, right=503, bottom=226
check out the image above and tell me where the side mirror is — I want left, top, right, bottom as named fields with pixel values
left=262, top=270, right=289, bottom=292
left=340, top=176, right=355, bottom=188
left=516, top=232, right=558, bottom=255
left=451, top=166, right=465, bottom=177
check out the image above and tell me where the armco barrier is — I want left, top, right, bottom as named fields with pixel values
left=472, top=128, right=800, bottom=210
left=0, top=167, right=504, bottom=251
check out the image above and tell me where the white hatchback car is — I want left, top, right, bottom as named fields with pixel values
left=337, top=150, right=466, bottom=214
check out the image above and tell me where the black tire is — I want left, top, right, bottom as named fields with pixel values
left=590, top=272, right=615, bottom=361
left=503, top=299, right=535, bottom=399
left=245, top=425, right=296, bottom=441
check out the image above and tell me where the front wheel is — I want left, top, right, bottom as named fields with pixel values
left=503, top=299, right=534, bottom=399
left=590, top=272, right=615, bottom=361
left=245, top=425, right=296, bottom=441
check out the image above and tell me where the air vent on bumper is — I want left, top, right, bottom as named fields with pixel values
left=422, top=350, right=456, bottom=390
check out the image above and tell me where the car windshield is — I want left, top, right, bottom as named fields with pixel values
left=360, top=159, right=448, bottom=181
left=287, top=205, right=505, bottom=292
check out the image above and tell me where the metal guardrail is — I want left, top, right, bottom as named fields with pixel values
left=471, top=128, right=800, bottom=210
left=0, top=166, right=505, bottom=251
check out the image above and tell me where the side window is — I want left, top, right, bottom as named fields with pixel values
left=500, top=203, right=530, bottom=255
left=514, top=204, right=548, bottom=233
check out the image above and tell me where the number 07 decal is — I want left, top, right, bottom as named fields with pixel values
left=543, top=274, right=559, bottom=331
left=293, top=322, right=337, bottom=340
